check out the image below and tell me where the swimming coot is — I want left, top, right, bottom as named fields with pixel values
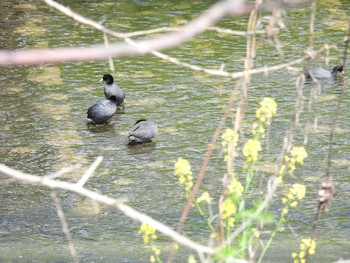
left=127, top=119, right=158, bottom=144
left=304, top=65, right=344, bottom=79
left=101, top=74, right=125, bottom=105
left=87, top=96, right=117, bottom=124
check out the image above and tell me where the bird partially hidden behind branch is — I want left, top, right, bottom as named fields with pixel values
left=304, top=64, right=344, bottom=79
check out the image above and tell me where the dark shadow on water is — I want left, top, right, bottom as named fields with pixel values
left=86, top=121, right=116, bottom=133
left=126, top=141, right=157, bottom=154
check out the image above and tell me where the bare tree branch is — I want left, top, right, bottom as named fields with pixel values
left=0, top=0, right=245, bottom=65
left=0, top=162, right=214, bottom=255
left=77, top=156, right=103, bottom=187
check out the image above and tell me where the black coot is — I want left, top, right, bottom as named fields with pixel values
left=127, top=119, right=158, bottom=144
left=87, top=96, right=117, bottom=124
left=101, top=74, right=125, bottom=106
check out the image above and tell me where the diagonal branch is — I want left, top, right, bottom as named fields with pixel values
left=0, top=163, right=214, bottom=255
left=0, top=0, right=245, bottom=65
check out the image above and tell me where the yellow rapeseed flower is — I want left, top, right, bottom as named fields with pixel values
left=227, top=217, right=235, bottom=228
left=139, top=223, right=157, bottom=245
left=222, top=128, right=239, bottom=161
left=221, top=198, right=236, bottom=219
left=290, top=147, right=308, bottom=164
left=290, top=184, right=306, bottom=200
left=221, top=128, right=239, bottom=146
left=151, top=245, right=160, bottom=256
left=256, top=97, right=277, bottom=124
left=292, top=238, right=316, bottom=262
left=172, top=243, right=179, bottom=250
left=227, top=178, right=244, bottom=198
left=284, top=147, right=308, bottom=175
left=175, top=158, right=192, bottom=177
left=175, top=158, right=194, bottom=194
left=242, top=139, right=262, bottom=163
left=252, top=122, right=266, bottom=136
left=197, top=191, right=212, bottom=204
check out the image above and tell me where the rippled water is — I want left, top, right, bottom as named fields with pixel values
left=1, top=0, right=350, bottom=262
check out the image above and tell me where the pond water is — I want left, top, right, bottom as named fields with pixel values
left=0, top=0, right=350, bottom=262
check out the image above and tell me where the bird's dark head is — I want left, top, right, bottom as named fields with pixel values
left=109, top=96, right=117, bottom=103
left=100, top=74, right=114, bottom=84
left=332, top=65, right=344, bottom=75
left=134, top=119, right=147, bottom=125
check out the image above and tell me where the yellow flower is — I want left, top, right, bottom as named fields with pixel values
left=222, top=128, right=239, bottom=161
left=197, top=191, right=212, bottom=204
left=252, top=122, right=266, bottom=136
left=290, top=201, right=298, bottom=208
left=139, top=223, right=157, bottom=245
left=227, top=178, right=243, bottom=198
left=283, top=147, right=308, bottom=175
left=290, top=184, right=306, bottom=200
left=290, top=147, right=308, bottom=164
left=175, top=158, right=194, bottom=194
left=293, top=238, right=316, bottom=262
left=252, top=228, right=261, bottom=238
left=227, top=217, right=235, bottom=227
left=150, top=255, right=155, bottom=263
left=221, top=198, right=236, bottom=219
left=282, top=207, right=289, bottom=215
left=242, top=139, right=262, bottom=163
left=221, top=128, right=239, bottom=146
left=151, top=245, right=160, bottom=255
left=175, top=158, right=192, bottom=177
left=282, top=197, right=288, bottom=204
left=256, top=97, right=277, bottom=124
left=172, top=243, right=179, bottom=250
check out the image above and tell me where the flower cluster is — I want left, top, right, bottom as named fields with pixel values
left=139, top=223, right=157, bottom=245
left=175, top=158, right=193, bottom=195
left=252, top=97, right=277, bottom=138
left=221, top=198, right=237, bottom=227
left=227, top=177, right=244, bottom=198
left=242, top=138, right=262, bottom=164
left=150, top=246, right=160, bottom=263
left=292, top=238, right=316, bottom=263
left=221, top=128, right=239, bottom=161
left=281, top=184, right=306, bottom=215
left=281, top=147, right=308, bottom=175
left=197, top=191, right=212, bottom=204
left=139, top=223, right=161, bottom=263
left=256, top=97, right=277, bottom=124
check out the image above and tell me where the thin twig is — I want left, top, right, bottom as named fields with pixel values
left=77, top=156, right=103, bottom=187
left=103, top=33, right=115, bottom=72
left=45, top=164, right=81, bottom=179
left=51, top=191, right=79, bottom=263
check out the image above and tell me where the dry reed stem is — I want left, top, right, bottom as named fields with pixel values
left=307, top=19, right=350, bottom=261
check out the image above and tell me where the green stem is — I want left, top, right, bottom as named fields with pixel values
left=194, top=201, right=215, bottom=232
left=258, top=207, right=289, bottom=263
